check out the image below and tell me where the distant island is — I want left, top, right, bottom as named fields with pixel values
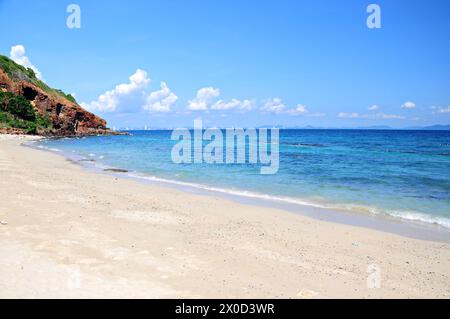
left=121, top=124, right=450, bottom=131
left=253, top=125, right=450, bottom=131
left=404, top=125, right=450, bottom=131
left=0, top=55, right=115, bottom=136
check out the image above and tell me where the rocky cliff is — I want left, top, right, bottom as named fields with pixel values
left=0, top=55, right=116, bottom=136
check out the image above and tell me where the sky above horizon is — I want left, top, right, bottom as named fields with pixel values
left=1, top=0, right=450, bottom=129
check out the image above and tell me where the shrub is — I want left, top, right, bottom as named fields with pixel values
left=0, top=91, right=36, bottom=121
left=0, top=91, right=52, bottom=134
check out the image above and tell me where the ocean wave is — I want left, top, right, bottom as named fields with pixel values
left=388, top=210, right=450, bottom=229
left=281, top=142, right=325, bottom=148
left=127, top=171, right=329, bottom=208
left=124, top=171, right=450, bottom=229
left=30, top=140, right=450, bottom=230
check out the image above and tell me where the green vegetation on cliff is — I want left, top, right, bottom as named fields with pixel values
left=0, top=55, right=76, bottom=103
left=0, top=91, right=52, bottom=134
left=1, top=54, right=110, bottom=136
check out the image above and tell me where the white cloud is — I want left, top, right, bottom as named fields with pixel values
left=368, top=105, right=379, bottom=111
left=9, top=45, right=42, bottom=79
left=238, top=99, right=256, bottom=111
left=117, top=69, right=150, bottom=94
left=401, top=101, right=416, bottom=109
left=186, top=91, right=313, bottom=116
left=286, top=104, right=308, bottom=116
left=187, top=87, right=255, bottom=112
left=81, top=69, right=150, bottom=112
left=212, top=98, right=256, bottom=111
left=188, top=87, right=220, bottom=111
left=143, top=82, right=178, bottom=113
left=338, top=112, right=405, bottom=120
left=261, top=98, right=287, bottom=114
left=261, top=99, right=315, bottom=116
left=431, top=106, right=450, bottom=114
left=211, top=98, right=242, bottom=110
left=338, top=112, right=362, bottom=119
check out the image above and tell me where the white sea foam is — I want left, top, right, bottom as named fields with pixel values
left=128, top=171, right=326, bottom=206
left=123, top=172, right=450, bottom=229
left=388, top=210, right=450, bottom=229
left=30, top=141, right=450, bottom=231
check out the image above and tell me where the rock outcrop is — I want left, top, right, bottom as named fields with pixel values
left=0, top=57, right=117, bottom=137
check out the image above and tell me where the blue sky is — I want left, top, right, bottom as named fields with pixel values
left=1, top=0, right=450, bottom=129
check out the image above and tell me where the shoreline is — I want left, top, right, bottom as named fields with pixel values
left=28, top=137, right=450, bottom=244
left=116, top=171, right=450, bottom=244
left=1, top=134, right=450, bottom=298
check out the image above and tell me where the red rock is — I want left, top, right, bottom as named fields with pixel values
left=0, top=69, right=118, bottom=137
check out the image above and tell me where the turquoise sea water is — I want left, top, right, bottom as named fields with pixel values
left=36, top=130, right=450, bottom=228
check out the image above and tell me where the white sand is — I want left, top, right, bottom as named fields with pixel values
left=0, top=135, right=449, bottom=298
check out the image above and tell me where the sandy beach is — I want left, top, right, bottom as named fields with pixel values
left=0, top=135, right=449, bottom=298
